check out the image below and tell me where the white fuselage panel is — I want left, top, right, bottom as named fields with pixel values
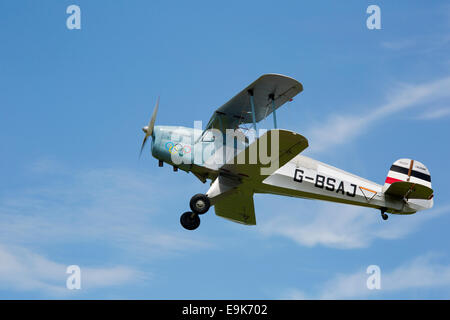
left=261, top=155, right=408, bottom=213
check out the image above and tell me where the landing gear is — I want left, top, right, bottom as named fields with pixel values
left=190, top=194, right=210, bottom=215
left=180, top=212, right=201, bottom=230
left=180, top=194, right=211, bottom=230
left=380, top=209, right=389, bottom=221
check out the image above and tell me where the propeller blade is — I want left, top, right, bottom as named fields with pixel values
left=147, top=96, right=159, bottom=137
left=139, top=96, right=160, bottom=158
left=139, top=135, right=148, bottom=158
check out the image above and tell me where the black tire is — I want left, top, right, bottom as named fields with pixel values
left=180, top=212, right=201, bottom=230
left=189, top=194, right=210, bottom=215
left=382, top=213, right=389, bottom=221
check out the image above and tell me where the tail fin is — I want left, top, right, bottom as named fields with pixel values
left=383, top=159, right=434, bottom=210
left=384, top=159, right=432, bottom=191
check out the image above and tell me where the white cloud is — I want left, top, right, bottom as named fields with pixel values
left=0, top=244, right=145, bottom=296
left=281, top=288, right=307, bottom=300
left=307, top=76, right=450, bottom=153
left=381, top=33, right=450, bottom=53
left=381, top=39, right=416, bottom=50
left=319, top=253, right=450, bottom=299
left=0, top=163, right=211, bottom=257
left=280, top=253, right=450, bottom=299
left=258, top=198, right=450, bottom=249
left=416, top=107, right=450, bottom=120
left=0, top=161, right=213, bottom=296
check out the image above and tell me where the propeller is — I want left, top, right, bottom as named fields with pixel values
left=140, top=96, right=160, bottom=158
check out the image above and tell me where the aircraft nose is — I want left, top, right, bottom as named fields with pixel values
left=142, top=126, right=149, bottom=134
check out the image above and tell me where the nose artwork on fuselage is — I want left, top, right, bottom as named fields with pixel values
left=165, top=142, right=191, bottom=155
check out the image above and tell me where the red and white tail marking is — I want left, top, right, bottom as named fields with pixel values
left=384, top=158, right=431, bottom=189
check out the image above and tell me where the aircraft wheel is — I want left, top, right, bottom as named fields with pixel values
left=180, top=212, right=201, bottom=230
left=190, top=194, right=210, bottom=215
left=381, top=212, right=389, bottom=221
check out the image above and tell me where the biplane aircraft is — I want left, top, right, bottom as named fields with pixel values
left=140, top=74, right=434, bottom=230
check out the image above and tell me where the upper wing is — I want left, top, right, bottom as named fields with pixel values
left=204, top=74, right=303, bottom=133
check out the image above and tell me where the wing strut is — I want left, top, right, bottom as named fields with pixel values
left=269, top=93, right=277, bottom=129
left=248, top=89, right=257, bottom=131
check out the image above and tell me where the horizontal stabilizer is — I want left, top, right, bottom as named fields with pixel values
left=384, top=181, right=433, bottom=200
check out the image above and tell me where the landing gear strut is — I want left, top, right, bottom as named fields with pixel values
left=180, top=194, right=211, bottom=230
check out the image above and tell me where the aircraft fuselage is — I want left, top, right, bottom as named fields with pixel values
left=150, top=125, right=427, bottom=215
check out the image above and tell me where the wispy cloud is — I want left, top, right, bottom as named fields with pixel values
left=281, top=253, right=450, bottom=299
left=307, top=76, right=450, bottom=153
left=0, top=160, right=214, bottom=295
left=280, top=288, right=307, bottom=300
left=381, top=33, right=450, bottom=53
left=258, top=198, right=450, bottom=249
left=0, top=162, right=211, bottom=257
left=416, top=107, right=450, bottom=120
left=320, top=253, right=450, bottom=299
left=381, top=39, right=416, bottom=50
left=0, top=244, right=145, bottom=296
left=0, top=158, right=216, bottom=297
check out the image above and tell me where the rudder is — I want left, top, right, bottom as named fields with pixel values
left=384, top=158, right=432, bottom=191
left=383, top=159, right=434, bottom=211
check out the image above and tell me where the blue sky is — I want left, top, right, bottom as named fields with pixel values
left=0, top=0, right=450, bottom=299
